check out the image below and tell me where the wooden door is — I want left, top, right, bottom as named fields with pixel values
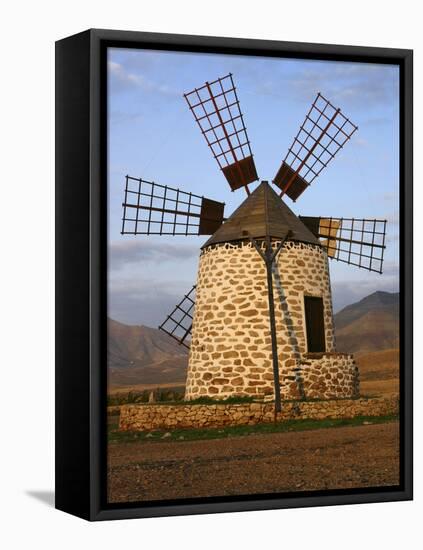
left=304, top=296, right=326, bottom=353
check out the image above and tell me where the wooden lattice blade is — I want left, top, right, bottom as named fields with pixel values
left=184, top=74, right=258, bottom=194
left=299, top=216, right=387, bottom=273
left=121, top=176, right=225, bottom=236
left=158, top=286, right=196, bottom=348
left=273, top=93, right=358, bottom=201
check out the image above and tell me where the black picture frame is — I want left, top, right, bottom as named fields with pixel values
left=55, top=28, right=413, bottom=521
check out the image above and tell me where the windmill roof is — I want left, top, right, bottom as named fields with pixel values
left=202, top=181, right=320, bottom=248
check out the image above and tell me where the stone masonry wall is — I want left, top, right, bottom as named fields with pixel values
left=280, top=353, right=359, bottom=400
left=185, top=240, right=353, bottom=400
left=119, top=396, right=398, bottom=432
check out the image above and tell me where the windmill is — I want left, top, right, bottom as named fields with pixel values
left=121, top=74, right=387, bottom=414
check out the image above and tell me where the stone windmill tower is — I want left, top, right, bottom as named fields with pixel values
left=121, top=74, right=387, bottom=411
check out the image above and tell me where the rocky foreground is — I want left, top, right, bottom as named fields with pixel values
left=108, top=421, right=399, bottom=503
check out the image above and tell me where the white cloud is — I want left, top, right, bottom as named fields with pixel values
left=108, top=60, right=180, bottom=97
left=108, top=276, right=193, bottom=327
left=108, top=60, right=143, bottom=90
left=332, top=260, right=399, bottom=313
left=386, top=211, right=399, bottom=225
left=109, top=240, right=199, bottom=271
left=253, top=62, right=398, bottom=112
left=110, top=111, right=143, bottom=126
left=354, top=137, right=370, bottom=148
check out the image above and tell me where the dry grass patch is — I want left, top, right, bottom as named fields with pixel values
left=355, top=348, right=399, bottom=397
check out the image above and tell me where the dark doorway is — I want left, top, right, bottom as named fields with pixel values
left=304, top=296, right=326, bottom=353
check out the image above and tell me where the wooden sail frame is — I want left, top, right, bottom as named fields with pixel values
left=158, top=286, right=196, bottom=348
left=121, top=176, right=225, bottom=236
left=184, top=73, right=259, bottom=193
left=273, top=93, right=358, bottom=201
left=299, top=216, right=387, bottom=273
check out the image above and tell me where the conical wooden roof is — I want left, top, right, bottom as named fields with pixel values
left=203, top=181, right=320, bottom=248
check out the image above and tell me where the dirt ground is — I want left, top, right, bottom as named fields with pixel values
left=108, top=421, right=399, bottom=503
left=356, top=349, right=399, bottom=397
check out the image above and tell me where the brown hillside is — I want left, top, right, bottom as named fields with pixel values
left=108, top=318, right=187, bottom=367
left=108, top=318, right=188, bottom=390
left=334, top=292, right=399, bottom=354
left=336, top=310, right=399, bottom=354
left=355, top=349, right=399, bottom=397
left=109, top=357, right=188, bottom=388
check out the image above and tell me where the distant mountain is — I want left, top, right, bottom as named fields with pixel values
left=108, top=318, right=187, bottom=367
left=334, top=291, right=399, bottom=353
left=108, top=318, right=188, bottom=388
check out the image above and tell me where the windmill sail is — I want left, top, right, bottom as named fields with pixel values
left=121, top=177, right=225, bottom=236
left=158, top=286, right=196, bottom=348
left=184, top=73, right=258, bottom=194
left=299, top=216, right=387, bottom=273
left=273, top=93, right=358, bottom=201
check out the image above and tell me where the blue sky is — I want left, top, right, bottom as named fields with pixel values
left=107, top=47, right=399, bottom=327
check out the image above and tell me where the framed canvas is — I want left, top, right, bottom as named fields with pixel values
left=55, top=29, right=413, bottom=521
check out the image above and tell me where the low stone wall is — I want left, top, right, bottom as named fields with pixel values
left=281, top=353, right=359, bottom=400
left=119, top=395, right=398, bottom=432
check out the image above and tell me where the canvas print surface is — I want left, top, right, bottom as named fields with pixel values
left=107, top=48, right=400, bottom=504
